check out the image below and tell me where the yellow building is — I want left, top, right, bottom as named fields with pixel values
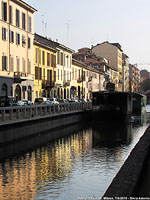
left=34, top=34, right=57, bottom=100
left=0, top=0, right=36, bottom=101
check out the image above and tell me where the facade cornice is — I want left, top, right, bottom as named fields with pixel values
left=11, top=0, right=37, bottom=13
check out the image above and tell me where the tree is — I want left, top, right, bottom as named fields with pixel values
left=141, top=78, right=150, bottom=92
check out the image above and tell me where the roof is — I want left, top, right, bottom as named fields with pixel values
left=92, top=41, right=123, bottom=52
left=13, top=0, right=37, bottom=13
left=72, top=58, right=104, bottom=75
left=34, top=33, right=74, bottom=54
left=34, top=33, right=57, bottom=52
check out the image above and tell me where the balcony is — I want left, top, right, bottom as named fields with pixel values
left=63, top=80, right=70, bottom=87
left=77, top=77, right=82, bottom=83
left=88, top=87, right=92, bottom=92
left=14, top=72, right=27, bottom=83
left=42, top=80, right=54, bottom=89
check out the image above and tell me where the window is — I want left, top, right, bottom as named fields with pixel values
left=16, top=33, right=20, bottom=45
left=28, top=16, right=32, bottom=32
left=35, top=67, right=42, bottom=80
left=2, top=84, right=7, bottom=96
left=28, top=37, right=31, bottom=49
left=35, top=67, right=38, bottom=80
left=2, top=56, right=8, bottom=71
left=61, top=52, right=63, bottom=65
left=35, top=48, right=38, bottom=64
left=43, top=68, right=45, bottom=80
left=54, top=55, right=56, bottom=67
left=2, top=2, right=7, bottom=21
left=22, top=13, right=26, bottom=30
left=54, top=71, right=56, bottom=82
left=50, top=70, right=52, bottom=81
left=47, top=53, right=50, bottom=66
left=9, top=6, right=12, bottom=24
left=10, top=30, right=14, bottom=43
left=16, top=9, right=20, bottom=27
left=58, top=69, right=59, bottom=80
left=39, top=49, right=41, bottom=64
left=22, top=35, right=26, bottom=47
left=2, top=27, right=8, bottom=40
left=47, top=70, right=50, bottom=81
left=10, top=56, right=14, bottom=72
left=57, top=51, right=60, bottom=64
left=16, top=57, right=20, bottom=71
left=42, top=51, right=45, bottom=65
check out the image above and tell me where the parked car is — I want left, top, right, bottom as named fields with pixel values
left=0, top=96, right=16, bottom=107
left=34, top=97, right=47, bottom=105
left=48, top=98, right=59, bottom=104
left=16, top=100, right=27, bottom=106
left=68, top=99, right=79, bottom=103
left=58, top=99, right=68, bottom=104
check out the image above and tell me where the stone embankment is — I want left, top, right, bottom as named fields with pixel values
left=0, top=102, right=92, bottom=144
left=103, top=125, right=150, bottom=198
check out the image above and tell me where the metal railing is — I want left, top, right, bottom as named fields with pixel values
left=0, top=102, right=92, bottom=123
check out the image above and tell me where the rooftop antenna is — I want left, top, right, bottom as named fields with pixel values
left=66, top=21, right=70, bottom=46
left=107, top=33, right=109, bottom=41
left=45, top=23, right=47, bottom=37
left=42, top=14, right=44, bottom=35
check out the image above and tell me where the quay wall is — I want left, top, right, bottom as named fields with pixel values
left=0, top=110, right=92, bottom=144
left=103, top=125, right=150, bottom=198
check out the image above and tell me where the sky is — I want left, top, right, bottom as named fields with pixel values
left=25, top=0, right=150, bottom=71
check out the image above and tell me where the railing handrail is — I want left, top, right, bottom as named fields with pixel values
left=0, top=102, right=92, bottom=122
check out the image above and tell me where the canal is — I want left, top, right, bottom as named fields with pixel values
left=0, top=107, right=150, bottom=200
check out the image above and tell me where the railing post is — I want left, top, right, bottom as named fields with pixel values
left=16, top=108, right=20, bottom=119
left=53, top=105, right=55, bottom=113
left=40, top=107, right=42, bottom=116
left=23, top=107, right=27, bottom=118
left=9, top=108, right=13, bottom=120
left=2, top=110, right=5, bottom=121
left=34, top=107, right=38, bottom=117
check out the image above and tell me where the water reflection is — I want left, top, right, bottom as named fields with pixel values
left=0, top=112, right=149, bottom=200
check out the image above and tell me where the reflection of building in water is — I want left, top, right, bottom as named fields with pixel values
left=0, top=154, right=36, bottom=199
left=35, top=129, right=93, bottom=184
left=92, top=122, right=132, bottom=162
left=0, top=128, right=93, bottom=199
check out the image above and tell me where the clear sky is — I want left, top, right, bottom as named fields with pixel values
left=25, top=0, right=150, bottom=71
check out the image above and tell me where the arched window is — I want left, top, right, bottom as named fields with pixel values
left=2, top=84, right=7, bottom=96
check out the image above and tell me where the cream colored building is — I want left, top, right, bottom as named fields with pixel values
left=56, top=44, right=74, bottom=99
left=72, top=58, right=104, bottom=101
left=0, top=0, right=36, bottom=101
left=92, top=42, right=123, bottom=91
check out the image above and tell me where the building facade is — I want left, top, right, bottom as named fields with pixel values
left=34, top=34, right=57, bottom=100
left=56, top=43, right=74, bottom=100
left=92, top=42, right=123, bottom=92
left=122, top=53, right=129, bottom=92
left=0, top=0, right=36, bottom=101
left=129, top=64, right=140, bottom=93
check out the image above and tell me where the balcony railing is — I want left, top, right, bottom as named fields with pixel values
left=14, top=72, right=28, bottom=83
left=42, top=80, right=55, bottom=89
left=63, top=80, right=70, bottom=87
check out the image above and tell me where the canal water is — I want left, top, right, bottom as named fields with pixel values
left=0, top=107, right=150, bottom=200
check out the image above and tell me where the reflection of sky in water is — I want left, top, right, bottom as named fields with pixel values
left=0, top=109, right=150, bottom=200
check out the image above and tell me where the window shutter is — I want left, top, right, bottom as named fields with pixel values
left=2, top=28, right=4, bottom=40
left=6, top=29, right=8, bottom=40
